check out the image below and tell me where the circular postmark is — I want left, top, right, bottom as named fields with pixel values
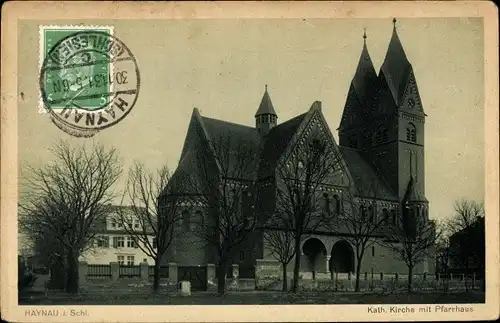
left=39, top=30, right=140, bottom=137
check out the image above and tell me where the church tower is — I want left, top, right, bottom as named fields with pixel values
left=338, top=30, right=378, bottom=149
left=255, top=85, right=278, bottom=135
left=366, top=19, right=428, bottom=212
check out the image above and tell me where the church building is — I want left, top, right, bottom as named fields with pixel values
left=162, top=20, right=433, bottom=277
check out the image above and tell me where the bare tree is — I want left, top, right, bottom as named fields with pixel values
left=381, top=205, right=440, bottom=292
left=447, top=199, right=484, bottom=291
left=275, top=132, right=340, bottom=293
left=19, top=140, right=122, bottom=293
left=263, top=214, right=296, bottom=291
left=186, top=133, right=259, bottom=294
left=330, top=186, right=387, bottom=292
left=116, top=162, right=183, bottom=293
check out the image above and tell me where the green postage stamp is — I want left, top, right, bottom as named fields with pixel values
left=38, top=25, right=140, bottom=137
left=38, top=25, right=115, bottom=113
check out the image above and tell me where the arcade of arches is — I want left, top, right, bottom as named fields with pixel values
left=301, top=237, right=355, bottom=274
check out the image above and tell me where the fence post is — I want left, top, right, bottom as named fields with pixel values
left=231, top=264, right=239, bottom=290
left=78, top=261, right=88, bottom=287
left=110, top=262, right=119, bottom=281
left=364, top=272, right=368, bottom=281
left=140, top=262, right=149, bottom=281
left=168, top=263, right=178, bottom=288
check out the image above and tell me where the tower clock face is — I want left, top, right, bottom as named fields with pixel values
left=408, top=98, right=415, bottom=109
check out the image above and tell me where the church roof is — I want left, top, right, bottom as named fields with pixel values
left=339, top=146, right=397, bottom=200
left=380, top=21, right=412, bottom=106
left=257, top=112, right=307, bottom=179
left=352, top=34, right=378, bottom=106
left=255, top=86, right=277, bottom=117
left=339, top=33, right=378, bottom=132
left=403, top=176, right=428, bottom=203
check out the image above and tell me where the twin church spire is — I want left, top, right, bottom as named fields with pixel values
left=339, top=18, right=417, bottom=134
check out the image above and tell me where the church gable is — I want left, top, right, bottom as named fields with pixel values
left=278, top=102, right=352, bottom=188
left=399, top=69, right=425, bottom=115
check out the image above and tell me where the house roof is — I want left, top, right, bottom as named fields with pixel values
left=338, top=146, right=396, bottom=200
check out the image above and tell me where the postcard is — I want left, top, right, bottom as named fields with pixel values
left=1, top=1, right=498, bottom=322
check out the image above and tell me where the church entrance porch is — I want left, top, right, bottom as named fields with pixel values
left=330, top=240, right=355, bottom=273
left=301, top=238, right=328, bottom=279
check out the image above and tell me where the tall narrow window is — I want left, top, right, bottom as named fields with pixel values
left=382, top=208, right=389, bottom=223
left=323, top=193, right=330, bottom=214
left=368, top=205, right=375, bottom=222
left=371, top=246, right=375, bottom=257
left=333, top=195, right=340, bottom=214
left=391, top=210, right=397, bottom=224
left=360, top=205, right=367, bottom=218
left=182, top=210, right=190, bottom=231
left=195, top=211, right=203, bottom=230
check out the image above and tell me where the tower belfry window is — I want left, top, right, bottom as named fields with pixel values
left=406, top=123, right=416, bottom=143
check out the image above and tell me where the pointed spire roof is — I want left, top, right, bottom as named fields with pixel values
left=255, top=85, right=277, bottom=117
left=403, top=176, right=428, bottom=203
left=352, top=29, right=378, bottom=105
left=380, top=18, right=412, bottom=105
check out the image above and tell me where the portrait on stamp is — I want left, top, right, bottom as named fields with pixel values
left=1, top=1, right=498, bottom=322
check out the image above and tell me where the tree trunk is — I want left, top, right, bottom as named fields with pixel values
left=464, top=257, right=469, bottom=292
left=282, top=263, right=288, bottom=292
left=49, top=262, right=66, bottom=290
left=65, top=251, right=79, bottom=294
left=153, top=259, right=160, bottom=293
left=355, top=258, right=362, bottom=292
left=217, top=260, right=228, bottom=295
left=407, top=265, right=413, bottom=293
left=292, top=235, right=302, bottom=293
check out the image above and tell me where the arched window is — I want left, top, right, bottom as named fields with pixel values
left=382, top=208, right=389, bottom=223
left=406, top=123, right=416, bottom=143
left=333, top=195, right=341, bottom=214
left=182, top=210, right=190, bottom=231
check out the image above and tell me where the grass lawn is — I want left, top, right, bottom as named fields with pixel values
left=19, top=290, right=485, bottom=305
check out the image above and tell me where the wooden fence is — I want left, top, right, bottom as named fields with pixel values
left=118, top=265, right=141, bottom=278
left=87, top=264, right=112, bottom=278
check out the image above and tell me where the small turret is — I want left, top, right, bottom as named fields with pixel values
left=255, top=85, right=278, bottom=135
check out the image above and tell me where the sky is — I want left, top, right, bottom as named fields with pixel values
left=18, top=17, right=485, bottom=222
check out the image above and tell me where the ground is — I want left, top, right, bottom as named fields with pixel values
left=19, top=290, right=485, bottom=305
